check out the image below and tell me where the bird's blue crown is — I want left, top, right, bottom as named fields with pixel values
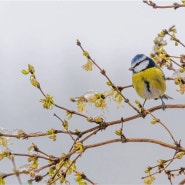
left=131, top=54, right=145, bottom=64
left=131, top=54, right=156, bottom=69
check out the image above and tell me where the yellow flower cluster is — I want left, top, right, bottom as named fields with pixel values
left=40, top=94, right=55, bottom=109
left=0, top=150, right=13, bottom=161
left=104, top=88, right=124, bottom=108
left=150, top=26, right=177, bottom=68
left=72, top=91, right=107, bottom=113
left=143, top=175, right=155, bottom=185
left=73, top=142, right=84, bottom=154
left=144, top=167, right=156, bottom=185
left=47, top=155, right=76, bottom=184
left=174, top=77, right=185, bottom=94
left=82, top=59, right=93, bottom=71
left=71, top=88, right=124, bottom=113
left=28, top=156, right=38, bottom=169
left=46, top=128, right=57, bottom=141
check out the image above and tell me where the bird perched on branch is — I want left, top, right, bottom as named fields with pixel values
left=129, top=54, right=172, bottom=110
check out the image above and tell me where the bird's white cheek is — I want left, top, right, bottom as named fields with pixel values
left=134, top=66, right=141, bottom=73
left=134, top=60, right=149, bottom=73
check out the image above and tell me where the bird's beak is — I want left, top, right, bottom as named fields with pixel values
left=129, top=67, right=134, bottom=71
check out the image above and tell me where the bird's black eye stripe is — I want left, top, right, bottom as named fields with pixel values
left=134, top=62, right=141, bottom=68
left=133, top=59, right=146, bottom=68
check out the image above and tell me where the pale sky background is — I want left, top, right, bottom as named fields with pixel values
left=0, top=1, right=185, bottom=184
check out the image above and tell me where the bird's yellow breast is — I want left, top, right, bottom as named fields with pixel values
left=132, top=67, right=166, bottom=99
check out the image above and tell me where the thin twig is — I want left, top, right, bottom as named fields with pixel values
left=146, top=110, right=177, bottom=144
left=11, top=157, right=22, bottom=185
left=165, top=30, right=185, bottom=48
left=143, top=0, right=185, bottom=9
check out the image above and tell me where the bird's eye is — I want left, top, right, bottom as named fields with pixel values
left=133, top=61, right=141, bottom=68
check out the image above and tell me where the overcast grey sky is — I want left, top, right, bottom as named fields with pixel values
left=0, top=1, right=185, bottom=184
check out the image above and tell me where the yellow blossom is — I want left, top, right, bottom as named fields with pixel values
left=112, top=91, right=123, bottom=104
left=177, top=84, right=185, bottom=94
left=74, top=142, right=84, bottom=154
left=21, top=64, right=35, bottom=75
left=115, top=128, right=123, bottom=136
left=66, top=111, right=73, bottom=119
left=94, top=116, right=104, bottom=123
left=77, top=101, right=86, bottom=112
left=0, top=176, right=5, bottom=185
left=151, top=119, right=157, bottom=124
left=30, top=76, right=40, bottom=88
left=176, top=151, right=185, bottom=159
left=0, top=137, right=8, bottom=147
left=40, top=94, right=54, bottom=109
left=83, top=51, right=89, bottom=57
left=28, top=156, right=38, bottom=169
left=94, top=97, right=107, bottom=109
left=28, top=64, right=35, bottom=74
left=75, top=172, right=87, bottom=185
left=144, top=175, right=155, bottom=185
left=46, top=129, right=57, bottom=141
left=82, top=59, right=93, bottom=71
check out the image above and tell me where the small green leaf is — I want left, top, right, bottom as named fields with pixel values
left=179, top=68, right=185, bottom=73
left=143, top=175, right=155, bottom=185
left=48, top=167, right=55, bottom=175
left=83, top=51, right=89, bottom=57
left=40, top=94, right=54, bottom=109
left=74, top=142, right=84, bottom=154
left=30, top=77, right=40, bottom=88
left=66, top=111, right=73, bottom=119
left=86, top=117, right=93, bottom=122
left=94, top=116, right=104, bottom=123
left=115, top=129, right=123, bottom=136
left=46, top=129, right=57, bottom=141
left=63, top=120, right=68, bottom=130
left=0, top=137, right=8, bottom=147
left=106, top=81, right=112, bottom=86
left=82, top=59, right=93, bottom=71
left=77, top=101, right=86, bottom=112
left=151, top=119, right=157, bottom=124
left=21, top=69, right=29, bottom=75
left=135, top=100, right=141, bottom=105
left=144, top=167, right=151, bottom=174
left=175, top=41, right=178, bottom=46
left=28, top=64, right=35, bottom=74
left=0, top=176, right=5, bottom=185
left=176, top=152, right=185, bottom=159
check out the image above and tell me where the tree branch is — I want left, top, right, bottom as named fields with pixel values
left=84, top=138, right=185, bottom=152
left=143, top=0, right=185, bottom=9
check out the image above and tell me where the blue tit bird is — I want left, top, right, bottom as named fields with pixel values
left=129, top=54, right=172, bottom=110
